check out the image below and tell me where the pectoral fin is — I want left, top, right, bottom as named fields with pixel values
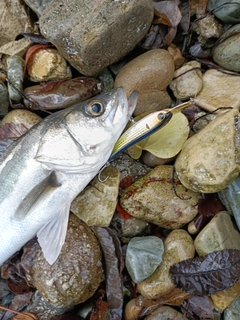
left=37, top=203, right=70, bottom=265
left=15, top=171, right=61, bottom=219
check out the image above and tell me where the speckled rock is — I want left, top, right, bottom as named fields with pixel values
left=194, top=211, right=240, bottom=256
left=145, top=306, right=187, bottom=320
left=175, top=109, right=240, bottom=193
left=71, top=166, right=120, bottom=227
left=0, top=81, right=9, bottom=116
left=115, top=49, right=175, bottom=116
left=27, top=48, right=72, bottom=82
left=0, top=0, right=34, bottom=46
left=195, top=69, right=240, bottom=112
left=126, top=236, right=164, bottom=283
left=2, top=109, right=42, bottom=129
left=213, top=24, right=240, bottom=72
left=39, top=0, right=153, bottom=76
left=24, top=0, right=53, bottom=17
left=6, top=55, right=24, bottom=102
left=137, top=229, right=195, bottom=299
left=0, top=38, right=32, bottom=57
left=208, top=0, right=240, bottom=24
left=169, top=61, right=203, bottom=100
left=25, top=214, right=102, bottom=308
left=120, top=165, right=200, bottom=229
left=224, top=295, right=240, bottom=320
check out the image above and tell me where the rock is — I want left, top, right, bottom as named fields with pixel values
left=24, top=0, right=53, bottom=17
left=195, top=14, right=222, bottom=39
left=115, top=49, right=175, bottom=116
left=71, top=166, right=120, bottom=227
left=194, top=211, right=240, bottom=256
left=2, top=109, right=42, bottom=129
left=0, top=81, right=9, bottom=116
left=0, top=38, right=32, bottom=57
left=6, top=55, right=25, bottom=102
left=23, top=77, right=102, bottom=110
left=0, top=0, right=34, bottom=46
left=213, top=24, right=240, bottom=72
left=120, top=165, right=200, bottom=229
left=125, top=236, right=164, bottom=283
left=141, top=151, right=176, bottom=168
left=145, top=306, right=187, bottom=320
left=39, top=0, right=153, bottom=76
left=167, top=44, right=186, bottom=69
left=137, top=229, right=195, bottom=299
left=218, top=175, right=240, bottom=231
left=96, top=68, right=114, bottom=92
left=208, top=0, right=240, bottom=24
left=27, top=48, right=72, bottom=82
left=175, top=109, right=240, bottom=193
left=24, top=214, right=102, bottom=308
left=224, top=295, right=240, bottom=320
left=169, top=61, right=203, bottom=100
left=195, top=69, right=240, bottom=112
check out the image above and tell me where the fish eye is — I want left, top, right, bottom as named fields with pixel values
left=158, top=112, right=166, bottom=120
left=87, top=100, right=105, bottom=116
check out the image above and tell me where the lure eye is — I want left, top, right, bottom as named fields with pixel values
left=158, top=112, right=166, bottom=121
left=87, top=100, right=105, bottom=116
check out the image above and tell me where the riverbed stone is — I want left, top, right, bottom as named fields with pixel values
left=125, top=236, right=164, bottom=283
left=39, top=0, right=153, bottom=76
left=2, top=109, right=42, bottom=129
left=115, top=49, right=175, bottom=116
left=169, top=61, right=203, bottom=100
left=194, top=211, right=240, bottom=256
left=195, top=69, right=240, bottom=112
left=175, top=108, right=240, bottom=193
left=24, top=0, right=53, bottom=17
left=145, top=306, right=187, bottom=320
left=224, top=295, right=240, bottom=320
left=208, top=0, right=240, bottom=24
left=137, top=229, right=195, bottom=299
left=120, top=165, right=200, bottom=229
left=71, top=166, right=120, bottom=227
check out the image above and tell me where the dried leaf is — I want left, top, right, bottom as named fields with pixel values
left=50, top=314, right=84, bottom=320
left=16, top=33, right=51, bottom=45
left=181, top=295, right=214, bottom=320
left=153, top=1, right=182, bottom=27
left=189, top=0, right=208, bottom=16
left=170, top=249, right=240, bottom=296
left=12, top=312, right=37, bottom=320
left=91, top=227, right=123, bottom=320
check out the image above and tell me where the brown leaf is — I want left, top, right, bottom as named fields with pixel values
left=12, top=312, right=37, bottom=320
left=153, top=1, right=182, bottom=27
left=189, top=0, right=208, bottom=16
left=181, top=295, right=214, bottom=320
left=171, top=249, right=240, bottom=296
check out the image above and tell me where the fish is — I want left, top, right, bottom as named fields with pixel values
left=0, top=87, right=138, bottom=266
left=109, top=100, right=192, bottom=160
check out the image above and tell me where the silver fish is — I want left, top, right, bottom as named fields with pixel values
left=0, top=87, right=138, bottom=266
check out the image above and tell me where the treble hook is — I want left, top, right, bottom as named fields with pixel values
left=97, top=161, right=111, bottom=182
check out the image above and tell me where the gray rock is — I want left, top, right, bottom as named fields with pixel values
left=224, top=296, right=240, bottom=320
left=39, top=0, right=153, bottom=76
left=145, top=306, right=187, bottom=320
left=208, top=0, right=240, bottom=24
left=6, top=55, right=24, bottom=102
left=125, top=236, right=164, bottom=283
left=24, top=0, right=53, bottom=17
left=0, top=81, right=9, bottom=116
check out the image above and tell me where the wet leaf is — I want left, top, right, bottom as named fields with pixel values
left=91, top=227, right=123, bottom=320
left=189, top=0, right=208, bottom=16
left=16, top=33, right=51, bottom=45
left=128, top=112, right=189, bottom=160
left=153, top=1, right=182, bottom=27
left=170, top=249, right=240, bottom=296
left=181, top=295, right=214, bottom=320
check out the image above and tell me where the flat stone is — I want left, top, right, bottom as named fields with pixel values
left=39, top=0, right=153, bottom=76
left=145, top=306, right=187, bottom=320
left=125, top=236, right=164, bottom=283
left=2, top=109, right=42, bottom=129
left=137, top=229, right=195, bottom=299
left=120, top=165, right=200, bottom=229
left=0, top=38, right=32, bottom=57
left=71, top=166, right=120, bottom=227
left=194, top=211, right=240, bottom=256
left=115, top=49, right=175, bottom=116
left=195, top=69, right=240, bottom=112
left=208, top=0, right=240, bottom=24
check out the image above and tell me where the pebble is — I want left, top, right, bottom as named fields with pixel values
left=70, top=166, right=120, bottom=227
left=169, top=61, right=203, bottom=100
left=0, top=0, right=34, bottom=46
left=0, top=81, right=9, bottom=116
left=224, top=295, right=240, bottom=320
left=195, top=14, right=222, bottom=39
left=0, top=38, right=32, bottom=57
left=141, top=151, right=176, bottom=168
left=6, top=55, right=24, bottom=102
left=39, top=0, right=153, bottom=76
left=115, top=49, right=175, bottom=116
left=213, top=24, right=240, bottom=72
left=218, top=175, right=240, bottom=231
left=145, top=306, right=187, bottom=320
left=208, top=0, right=240, bottom=24
left=120, top=165, right=200, bottom=229
left=195, top=69, right=240, bottom=112
left=2, top=109, right=42, bottom=129
left=194, top=211, right=240, bottom=256
left=23, top=77, right=102, bottom=110
left=27, top=48, right=72, bottom=82
left=137, top=229, right=195, bottom=299
left=24, top=214, right=102, bottom=308
left=24, top=0, right=52, bottom=17
left=175, top=109, right=240, bottom=193
left=125, top=236, right=164, bottom=283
